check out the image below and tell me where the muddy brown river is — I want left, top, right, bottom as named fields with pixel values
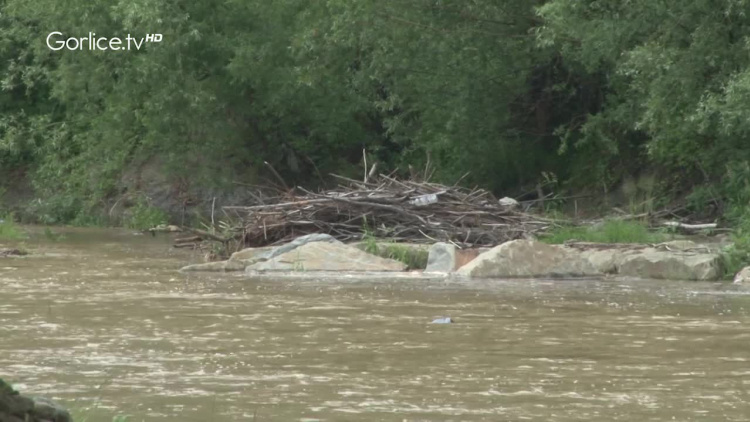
left=2, top=228, right=750, bottom=421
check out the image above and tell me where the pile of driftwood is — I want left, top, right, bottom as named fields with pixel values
left=221, top=173, right=556, bottom=248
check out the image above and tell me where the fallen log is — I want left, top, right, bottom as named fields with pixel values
left=173, top=243, right=199, bottom=249
left=662, top=222, right=717, bottom=231
left=175, top=236, right=202, bottom=244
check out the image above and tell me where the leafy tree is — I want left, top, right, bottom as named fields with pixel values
left=538, top=0, right=750, bottom=187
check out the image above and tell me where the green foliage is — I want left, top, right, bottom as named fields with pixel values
left=0, top=214, right=25, bottom=240
left=360, top=229, right=428, bottom=269
left=2, top=0, right=750, bottom=225
left=0, top=0, right=603, bottom=223
left=361, top=224, right=379, bottom=255
left=380, top=243, right=429, bottom=270
left=539, top=0, right=750, bottom=184
left=23, top=197, right=89, bottom=226
left=721, top=163, right=750, bottom=277
left=125, top=199, right=168, bottom=230
left=721, top=211, right=750, bottom=278
left=721, top=162, right=750, bottom=223
left=0, top=378, right=17, bottom=394
left=541, top=219, right=663, bottom=245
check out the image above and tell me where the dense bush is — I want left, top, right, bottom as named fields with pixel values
left=1, top=0, right=750, bottom=236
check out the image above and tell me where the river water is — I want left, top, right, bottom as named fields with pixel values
left=2, top=228, right=750, bottom=421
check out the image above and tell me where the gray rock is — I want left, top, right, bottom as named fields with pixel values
left=578, top=248, right=644, bottom=274
left=246, top=241, right=407, bottom=272
left=30, top=396, right=72, bottom=422
left=0, top=389, right=34, bottom=417
left=181, top=234, right=341, bottom=272
left=0, top=379, right=71, bottom=422
left=733, top=266, right=750, bottom=284
left=228, top=246, right=275, bottom=264
left=576, top=242, right=723, bottom=281
left=456, top=240, right=600, bottom=278
left=618, top=249, right=722, bottom=281
left=425, top=243, right=486, bottom=273
left=267, top=233, right=341, bottom=260
left=425, top=242, right=456, bottom=273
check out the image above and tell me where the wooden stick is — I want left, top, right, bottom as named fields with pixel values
left=211, top=197, right=216, bottom=226
left=662, top=222, right=717, bottom=231
left=264, top=161, right=289, bottom=192
left=183, top=227, right=233, bottom=243
left=363, top=148, right=368, bottom=183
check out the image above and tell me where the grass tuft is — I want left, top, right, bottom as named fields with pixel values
left=540, top=219, right=664, bottom=245
left=360, top=232, right=428, bottom=269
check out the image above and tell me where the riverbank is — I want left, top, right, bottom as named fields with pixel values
left=178, top=230, right=739, bottom=283
left=1, top=218, right=742, bottom=282
left=5, top=164, right=749, bottom=282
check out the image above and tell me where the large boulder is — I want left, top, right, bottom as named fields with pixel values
left=228, top=246, right=275, bottom=264
left=29, top=396, right=72, bottom=422
left=246, top=241, right=407, bottom=272
left=264, top=233, right=342, bottom=259
left=575, top=245, right=649, bottom=274
left=456, top=240, right=599, bottom=278
left=180, top=233, right=340, bottom=272
left=0, top=379, right=71, bottom=422
left=568, top=240, right=723, bottom=281
left=579, top=249, right=624, bottom=274
left=425, top=242, right=456, bottom=273
left=617, top=249, right=722, bottom=281
left=733, top=267, right=750, bottom=284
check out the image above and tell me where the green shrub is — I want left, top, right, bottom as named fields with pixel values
left=379, top=243, right=429, bottom=270
left=716, top=163, right=750, bottom=278
left=359, top=233, right=429, bottom=270
left=541, top=219, right=662, bottom=244
left=0, top=214, right=25, bottom=240
left=125, top=200, right=168, bottom=230
left=721, top=213, right=750, bottom=279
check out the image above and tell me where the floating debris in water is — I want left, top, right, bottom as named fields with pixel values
left=431, top=317, right=453, bottom=324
